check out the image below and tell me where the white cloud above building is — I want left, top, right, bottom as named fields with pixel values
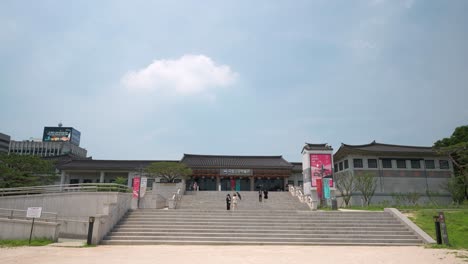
left=121, top=54, right=238, bottom=96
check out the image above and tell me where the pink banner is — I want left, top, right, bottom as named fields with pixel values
left=310, top=154, right=333, bottom=187
left=132, top=177, right=140, bottom=198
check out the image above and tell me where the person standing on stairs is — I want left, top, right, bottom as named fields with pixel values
left=232, top=193, right=239, bottom=211
left=258, top=189, right=263, bottom=203
left=226, top=194, right=231, bottom=210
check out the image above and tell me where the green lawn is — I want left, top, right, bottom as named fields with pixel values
left=0, top=238, right=54, bottom=247
left=407, top=209, right=468, bottom=249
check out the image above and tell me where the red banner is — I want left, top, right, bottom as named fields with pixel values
left=316, top=178, right=323, bottom=200
left=310, top=154, right=333, bottom=187
left=132, top=177, right=140, bottom=198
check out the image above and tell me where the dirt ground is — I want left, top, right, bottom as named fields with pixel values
left=1, top=245, right=467, bottom=264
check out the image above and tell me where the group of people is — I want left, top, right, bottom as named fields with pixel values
left=225, top=189, right=270, bottom=210
left=225, top=192, right=241, bottom=210
left=258, top=189, right=268, bottom=202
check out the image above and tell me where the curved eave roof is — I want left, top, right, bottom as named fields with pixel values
left=58, top=160, right=179, bottom=171
left=302, top=143, right=333, bottom=153
left=334, top=141, right=441, bottom=160
left=181, top=154, right=293, bottom=169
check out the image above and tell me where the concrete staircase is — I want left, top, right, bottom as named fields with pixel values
left=101, top=192, right=424, bottom=246
left=178, top=191, right=311, bottom=210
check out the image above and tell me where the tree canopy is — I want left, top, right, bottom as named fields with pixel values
left=0, top=154, right=57, bottom=188
left=144, top=162, right=192, bottom=183
left=433, top=125, right=468, bottom=201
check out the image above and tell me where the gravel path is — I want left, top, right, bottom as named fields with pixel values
left=1, top=245, right=466, bottom=264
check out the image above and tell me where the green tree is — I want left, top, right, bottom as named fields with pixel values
left=144, top=162, right=192, bottom=183
left=433, top=125, right=468, bottom=200
left=114, top=176, right=128, bottom=186
left=0, top=154, right=57, bottom=188
left=334, top=171, right=356, bottom=207
left=354, top=172, right=377, bottom=206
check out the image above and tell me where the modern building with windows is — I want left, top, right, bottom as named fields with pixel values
left=333, top=141, right=454, bottom=205
left=0, top=132, right=10, bottom=153
left=9, top=140, right=87, bottom=158
left=8, top=125, right=87, bottom=158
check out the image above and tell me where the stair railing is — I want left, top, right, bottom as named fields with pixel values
left=288, top=185, right=317, bottom=210
left=168, top=183, right=185, bottom=209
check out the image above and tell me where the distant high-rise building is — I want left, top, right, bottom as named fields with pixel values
left=0, top=132, right=11, bottom=153
left=8, top=124, right=87, bottom=158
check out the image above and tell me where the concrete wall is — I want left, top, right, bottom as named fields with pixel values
left=0, top=218, right=60, bottom=241
left=0, top=192, right=131, bottom=242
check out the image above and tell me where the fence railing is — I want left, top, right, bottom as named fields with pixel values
left=0, top=183, right=132, bottom=196
left=0, top=207, right=59, bottom=222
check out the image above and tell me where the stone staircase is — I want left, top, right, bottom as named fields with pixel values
left=101, top=191, right=425, bottom=245
left=178, top=191, right=311, bottom=210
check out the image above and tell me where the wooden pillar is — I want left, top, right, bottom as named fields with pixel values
left=250, top=176, right=254, bottom=191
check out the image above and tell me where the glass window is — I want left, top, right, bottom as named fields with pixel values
left=425, top=160, right=435, bottom=169
left=411, top=160, right=421, bottom=169
left=353, top=159, right=363, bottom=168
left=382, top=159, right=392, bottom=168
left=334, top=163, right=338, bottom=172
left=339, top=162, right=343, bottom=171
left=344, top=160, right=349, bottom=169
left=368, top=159, right=378, bottom=168
left=439, top=160, right=449, bottom=169
left=396, top=159, right=407, bottom=169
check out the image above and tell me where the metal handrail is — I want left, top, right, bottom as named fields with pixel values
left=0, top=208, right=58, bottom=222
left=0, top=183, right=132, bottom=196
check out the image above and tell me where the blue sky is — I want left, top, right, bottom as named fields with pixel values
left=1, top=0, right=467, bottom=162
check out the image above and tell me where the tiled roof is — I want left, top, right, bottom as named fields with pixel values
left=334, top=141, right=438, bottom=160
left=290, top=162, right=303, bottom=171
left=58, top=159, right=178, bottom=170
left=302, top=143, right=333, bottom=152
left=181, top=154, right=293, bottom=169
left=341, top=141, right=433, bottom=152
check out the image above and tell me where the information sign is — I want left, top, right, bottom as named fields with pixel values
left=26, top=207, right=42, bottom=218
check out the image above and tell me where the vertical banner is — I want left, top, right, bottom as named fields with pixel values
left=323, top=178, right=330, bottom=199
left=316, top=178, right=323, bottom=200
left=230, top=178, right=235, bottom=190
left=140, top=177, right=147, bottom=198
left=310, top=154, right=333, bottom=187
left=236, top=179, right=240, bottom=191
left=132, top=177, right=140, bottom=198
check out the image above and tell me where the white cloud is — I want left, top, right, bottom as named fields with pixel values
left=121, top=54, right=238, bottom=96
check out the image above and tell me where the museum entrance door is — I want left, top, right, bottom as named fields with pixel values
left=254, top=178, right=284, bottom=191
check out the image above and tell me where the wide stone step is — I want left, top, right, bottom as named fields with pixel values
left=108, top=231, right=416, bottom=237
left=114, top=223, right=405, bottom=228
left=112, top=226, right=410, bottom=232
left=102, top=236, right=422, bottom=244
left=123, top=216, right=396, bottom=221
left=118, top=219, right=400, bottom=225
left=101, top=240, right=422, bottom=246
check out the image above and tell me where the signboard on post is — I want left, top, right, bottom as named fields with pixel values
left=26, top=207, right=42, bottom=218
left=438, top=212, right=450, bottom=245
left=26, top=207, right=42, bottom=245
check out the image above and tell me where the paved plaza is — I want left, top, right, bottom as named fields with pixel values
left=1, top=245, right=467, bottom=264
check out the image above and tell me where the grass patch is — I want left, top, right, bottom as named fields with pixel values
left=408, top=209, right=468, bottom=249
left=0, top=238, right=54, bottom=247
